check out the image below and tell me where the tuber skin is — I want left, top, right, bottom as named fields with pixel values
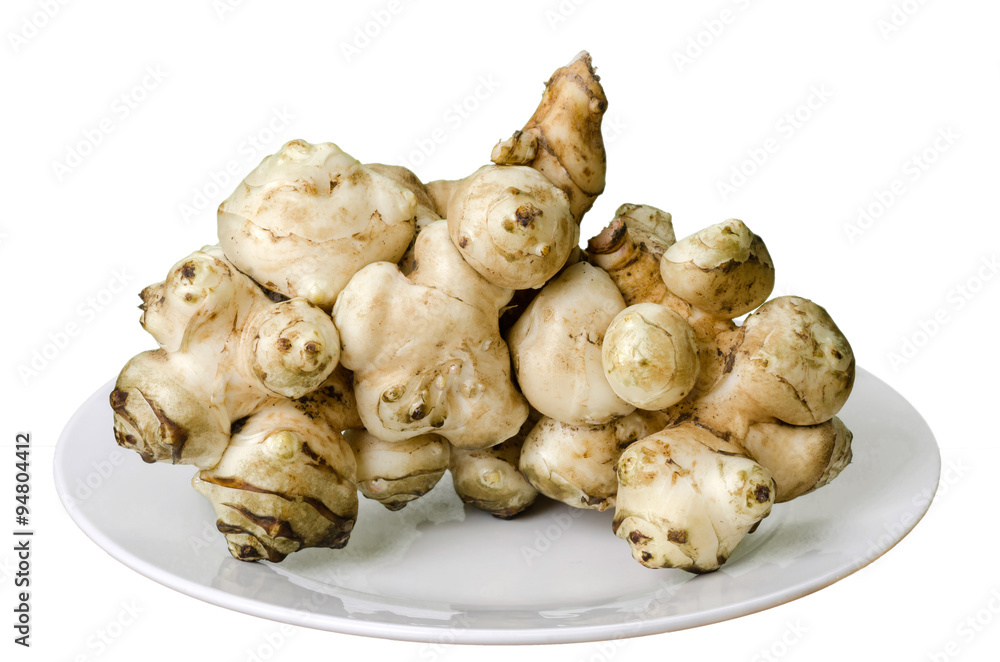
left=446, top=165, right=578, bottom=290
left=508, top=262, right=635, bottom=426
left=424, top=178, right=463, bottom=218
left=334, top=221, right=529, bottom=449
left=112, top=350, right=230, bottom=467
left=192, top=397, right=358, bottom=562
left=345, top=429, right=450, bottom=511
left=450, top=420, right=538, bottom=519
left=367, top=163, right=442, bottom=276
left=614, top=424, right=775, bottom=573
left=688, top=296, right=856, bottom=437
left=519, top=410, right=667, bottom=512
left=112, top=247, right=340, bottom=468
left=742, top=417, right=852, bottom=502
left=366, top=163, right=440, bottom=233
left=491, top=51, right=608, bottom=222
left=218, top=140, right=418, bottom=310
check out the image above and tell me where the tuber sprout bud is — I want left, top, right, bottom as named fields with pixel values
left=492, top=51, right=608, bottom=222
left=241, top=297, right=340, bottom=399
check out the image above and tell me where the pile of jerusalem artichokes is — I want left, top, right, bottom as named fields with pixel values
left=111, top=52, right=854, bottom=574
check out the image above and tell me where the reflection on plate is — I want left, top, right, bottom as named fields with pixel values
left=55, top=368, right=939, bottom=644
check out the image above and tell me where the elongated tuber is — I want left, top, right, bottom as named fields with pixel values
left=492, top=51, right=607, bottom=222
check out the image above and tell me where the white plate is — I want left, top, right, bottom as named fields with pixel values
left=54, top=368, right=939, bottom=644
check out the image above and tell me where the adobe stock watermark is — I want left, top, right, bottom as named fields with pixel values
left=854, top=456, right=968, bottom=571
left=604, top=114, right=628, bottom=146
left=71, top=600, right=145, bottom=661
left=63, top=447, right=132, bottom=512
left=17, top=268, right=133, bottom=385
left=842, top=126, right=957, bottom=244
left=397, top=75, right=501, bottom=171
left=716, top=84, right=833, bottom=201
left=520, top=507, right=585, bottom=566
left=543, top=0, right=592, bottom=31
left=7, top=0, right=72, bottom=54
left=242, top=623, right=298, bottom=662
left=51, top=65, right=168, bottom=182
left=877, top=0, right=932, bottom=40
left=339, top=0, right=412, bottom=63
left=178, top=107, right=295, bottom=225
left=417, top=611, right=473, bottom=662
left=928, top=589, right=1000, bottom=661
left=577, top=635, right=628, bottom=662
left=750, top=621, right=809, bottom=662
left=213, top=0, right=249, bottom=20
left=886, top=255, right=997, bottom=371
left=672, top=0, right=757, bottom=73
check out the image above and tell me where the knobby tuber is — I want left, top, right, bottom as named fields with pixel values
left=110, top=51, right=857, bottom=575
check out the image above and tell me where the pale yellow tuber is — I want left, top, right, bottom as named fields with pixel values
left=345, top=429, right=450, bottom=510
left=742, top=417, right=852, bottom=502
left=602, top=303, right=701, bottom=411
left=659, top=219, right=775, bottom=319
left=192, top=398, right=357, bottom=562
left=446, top=165, right=577, bottom=290
left=333, top=221, right=528, bottom=449
left=519, top=410, right=667, bottom=511
left=218, top=140, right=417, bottom=310
left=450, top=423, right=538, bottom=519
left=112, top=247, right=340, bottom=467
left=508, top=262, right=634, bottom=426
left=614, top=424, right=775, bottom=573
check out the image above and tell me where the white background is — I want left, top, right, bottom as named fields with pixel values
left=1, top=0, right=997, bottom=659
